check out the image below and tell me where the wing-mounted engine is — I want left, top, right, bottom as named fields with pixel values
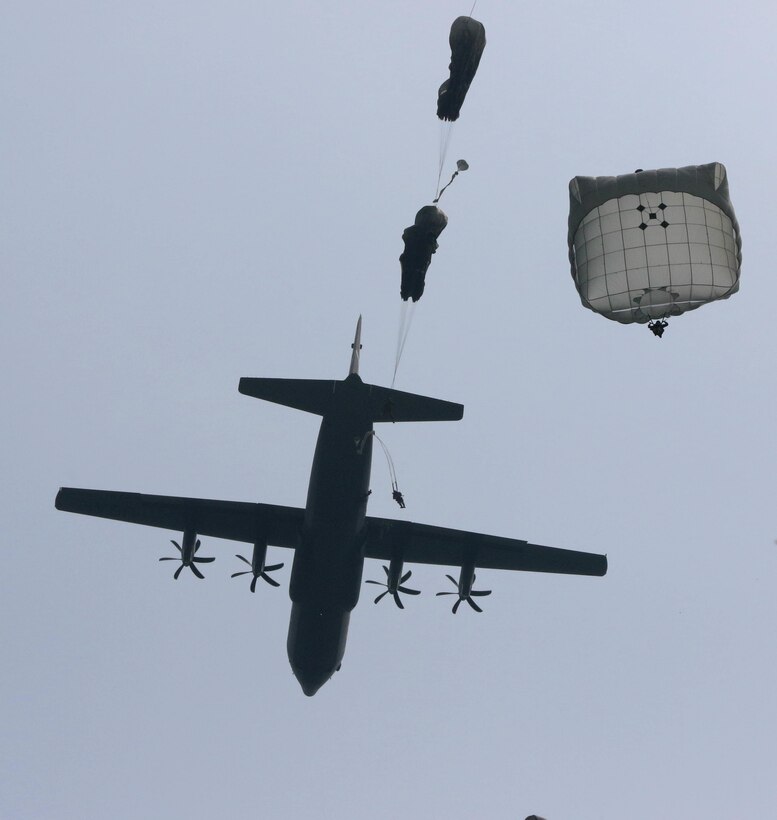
left=232, top=538, right=284, bottom=592
left=365, top=555, right=420, bottom=609
left=436, top=558, right=491, bottom=613
left=158, top=529, right=215, bottom=579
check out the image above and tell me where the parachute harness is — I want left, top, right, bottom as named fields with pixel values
left=648, top=318, right=669, bottom=338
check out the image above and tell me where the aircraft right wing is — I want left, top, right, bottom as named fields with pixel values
left=363, top=516, right=607, bottom=576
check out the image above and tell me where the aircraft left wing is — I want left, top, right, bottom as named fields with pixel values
left=54, top=488, right=304, bottom=548
left=363, top=516, right=607, bottom=576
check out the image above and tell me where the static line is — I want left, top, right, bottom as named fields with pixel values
left=373, top=431, right=399, bottom=490
left=357, top=430, right=400, bottom=493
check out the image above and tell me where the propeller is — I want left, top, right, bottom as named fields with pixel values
left=231, top=541, right=284, bottom=592
left=436, top=573, right=491, bottom=613
left=365, top=562, right=420, bottom=609
left=159, top=536, right=215, bottom=580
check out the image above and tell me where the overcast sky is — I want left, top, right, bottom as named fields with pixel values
left=4, top=1, right=777, bottom=818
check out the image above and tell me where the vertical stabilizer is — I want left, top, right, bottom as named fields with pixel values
left=349, top=315, right=363, bottom=376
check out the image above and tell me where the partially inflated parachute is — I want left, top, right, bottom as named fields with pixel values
left=437, top=16, right=486, bottom=122
left=567, top=163, right=741, bottom=332
left=399, top=205, right=448, bottom=302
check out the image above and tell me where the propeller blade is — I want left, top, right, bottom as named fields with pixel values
left=365, top=580, right=383, bottom=586
left=445, top=574, right=458, bottom=586
left=192, top=556, right=215, bottom=563
left=436, top=591, right=456, bottom=596
left=392, top=592, right=405, bottom=610
left=236, top=554, right=252, bottom=567
left=190, top=563, right=205, bottom=579
left=231, top=570, right=251, bottom=578
left=467, top=597, right=483, bottom=613
left=470, top=590, right=491, bottom=597
left=265, top=563, right=284, bottom=572
left=194, top=539, right=201, bottom=553
left=174, top=564, right=184, bottom=580
left=374, top=590, right=389, bottom=605
left=250, top=576, right=258, bottom=593
left=382, top=565, right=390, bottom=577
left=401, top=570, right=412, bottom=583
left=398, top=586, right=420, bottom=595
left=159, top=557, right=178, bottom=561
left=452, top=599, right=462, bottom=614
left=171, top=540, right=182, bottom=552
left=261, top=573, right=280, bottom=588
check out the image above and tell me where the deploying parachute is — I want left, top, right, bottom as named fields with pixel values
left=567, top=163, right=742, bottom=334
left=399, top=205, right=448, bottom=302
left=437, top=16, right=486, bottom=122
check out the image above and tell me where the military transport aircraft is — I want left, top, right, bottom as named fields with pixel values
left=55, top=318, right=607, bottom=696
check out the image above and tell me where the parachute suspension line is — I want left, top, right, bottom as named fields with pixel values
left=469, top=1, right=478, bottom=15
left=398, top=301, right=417, bottom=366
left=436, top=123, right=454, bottom=200
left=392, top=301, right=408, bottom=388
left=392, top=300, right=417, bottom=388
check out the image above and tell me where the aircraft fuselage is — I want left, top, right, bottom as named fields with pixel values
left=286, top=374, right=374, bottom=695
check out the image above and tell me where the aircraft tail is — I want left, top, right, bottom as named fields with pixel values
left=239, top=316, right=463, bottom=422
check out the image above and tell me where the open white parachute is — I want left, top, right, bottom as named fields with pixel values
left=567, top=163, right=742, bottom=329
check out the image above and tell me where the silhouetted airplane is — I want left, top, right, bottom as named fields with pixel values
left=55, top=318, right=607, bottom=696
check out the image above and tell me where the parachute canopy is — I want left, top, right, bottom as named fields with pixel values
left=567, top=163, right=742, bottom=324
left=399, top=205, right=448, bottom=302
left=437, top=16, right=486, bottom=122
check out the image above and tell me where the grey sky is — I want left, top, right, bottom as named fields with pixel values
left=4, top=1, right=777, bottom=818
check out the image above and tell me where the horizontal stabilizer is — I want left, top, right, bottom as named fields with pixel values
left=239, top=376, right=463, bottom=423
left=362, top=383, right=463, bottom=423
left=239, top=378, right=337, bottom=416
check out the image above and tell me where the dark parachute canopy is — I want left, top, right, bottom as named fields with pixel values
left=399, top=205, right=448, bottom=302
left=567, top=162, right=742, bottom=330
left=436, top=16, right=486, bottom=122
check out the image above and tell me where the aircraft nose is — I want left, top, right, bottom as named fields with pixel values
left=293, top=666, right=330, bottom=697
left=287, top=603, right=349, bottom=696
